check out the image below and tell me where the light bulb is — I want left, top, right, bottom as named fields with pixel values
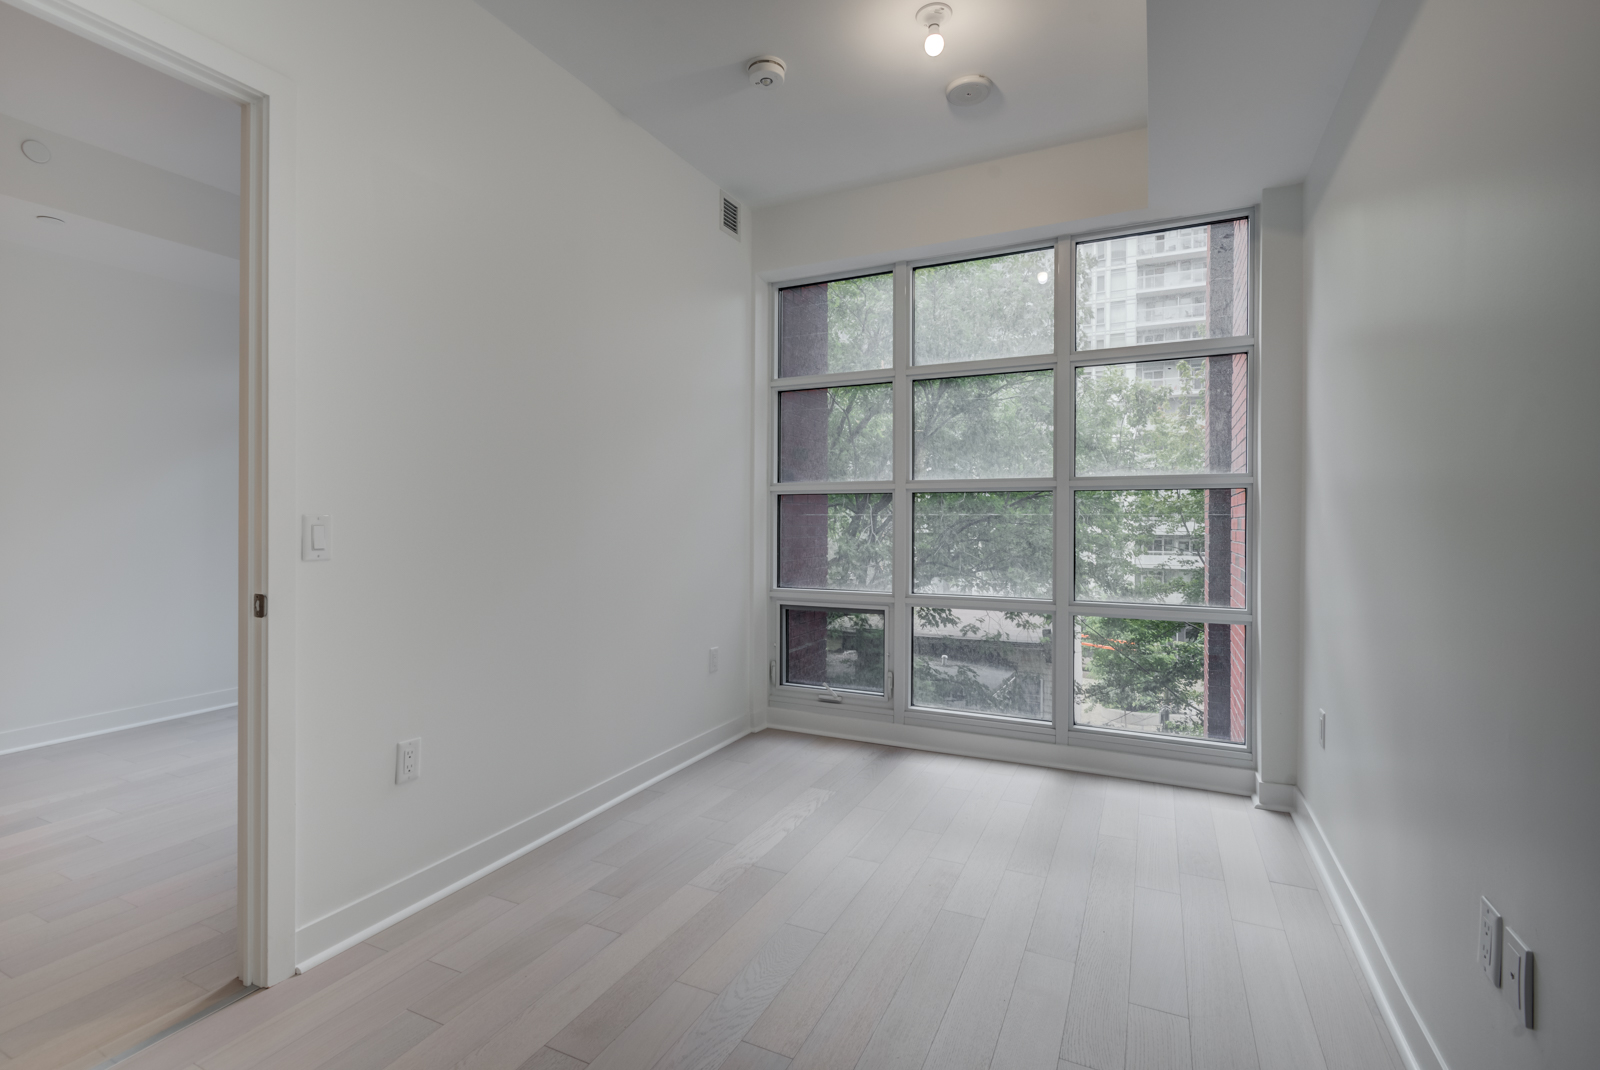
left=924, top=27, right=944, bottom=56
left=1037, top=271, right=1049, bottom=284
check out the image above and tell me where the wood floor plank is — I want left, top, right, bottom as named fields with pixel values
left=1136, top=815, right=1181, bottom=894
left=245, top=961, right=457, bottom=1070
left=718, top=1041, right=791, bottom=1070
left=1099, top=779, right=1142, bottom=839
left=314, top=1011, right=438, bottom=1070
left=1173, top=790, right=1224, bottom=880
left=1059, top=834, right=1137, bottom=1070
left=451, top=886, right=718, bottom=1070
left=990, top=951, right=1073, bottom=1070
left=1179, top=873, right=1259, bottom=1070
left=677, top=807, right=884, bottom=995
left=547, top=865, right=782, bottom=1062
left=851, top=909, right=981, bottom=1070
left=942, top=800, right=1030, bottom=918
left=1233, top=921, right=1327, bottom=1070
left=784, top=855, right=876, bottom=934
left=1249, top=810, right=1318, bottom=890
left=585, top=981, right=712, bottom=1070
left=1028, top=777, right=1105, bottom=962
left=692, top=789, right=832, bottom=892
left=742, top=831, right=941, bottom=1058
left=1129, top=886, right=1187, bottom=1018
left=1211, top=805, right=1282, bottom=929
left=1126, top=1004, right=1192, bottom=1070
left=783, top=857, right=963, bottom=1070
left=1006, top=772, right=1074, bottom=877
left=923, top=870, right=1044, bottom=1070
left=1272, top=883, right=1399, bottom=1070
left=654, top=925, right=820, bottom=1070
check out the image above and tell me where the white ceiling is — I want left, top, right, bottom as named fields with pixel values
left=479, top=0, right=1383, bottom=216
left=478, top=0, right=1148, bottom=207
left=0, top=2, right=240, bottom=194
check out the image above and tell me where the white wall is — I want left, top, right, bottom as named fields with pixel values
left=0, top=241, right=238, bottom=752
left=130, top=0, right=755, bottom=963
left=752, top=128, right=1147, bottom=281
left=1299, top=0, right=1599, bottom=1066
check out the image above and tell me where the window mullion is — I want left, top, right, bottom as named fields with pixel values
left=1054, top=236, right=1072, bottom=740
left=891, top=262, right=912, bottom=719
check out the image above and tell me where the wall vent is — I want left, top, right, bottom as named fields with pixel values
left=720, top=193, right=740, bottom=239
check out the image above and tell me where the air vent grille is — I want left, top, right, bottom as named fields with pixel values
left=721, top=194, right=739, bottom=238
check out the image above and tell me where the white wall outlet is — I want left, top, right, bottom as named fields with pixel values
left=1504, top=927, right=1534, bottom=1028
left=1319, top=709, right=1327, bottom=748
left=708, top=646, right=719, bottom=674
left=302, top=514, right=332, bottom=561
left=396, top=738, right=420, bottom=784
left=1480, top=897, right=1502, bottom=986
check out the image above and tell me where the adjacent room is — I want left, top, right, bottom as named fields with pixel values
left=0, top=0, right=1592, bottom=1068
left=0, top=3, right=244, bottom=1065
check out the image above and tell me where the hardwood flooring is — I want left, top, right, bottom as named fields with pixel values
left=113, top=729, right=1400, bottom=1070
left=0, top=707, right=241, bottom=1070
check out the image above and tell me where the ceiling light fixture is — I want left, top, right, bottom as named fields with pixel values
left=36, top=215, right=65, bottom=225
left=20, top=139, right=51, bottom=164
left=747, top=56, right=786, bottom=87
left=917, top=4, right=951, bottom=57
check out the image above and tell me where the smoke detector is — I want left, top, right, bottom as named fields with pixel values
left=946, top=73, right=993, bottom=105
left=748, top=56, right=786, bottom=87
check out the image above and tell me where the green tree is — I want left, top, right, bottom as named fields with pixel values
left=1075, top=617, right=1204, bottom=733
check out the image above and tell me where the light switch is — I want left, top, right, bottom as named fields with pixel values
left=301, top=514, right=331, bottom=561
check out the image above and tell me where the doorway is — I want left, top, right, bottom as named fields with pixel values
left=0, top=0, right=280, bottom=1060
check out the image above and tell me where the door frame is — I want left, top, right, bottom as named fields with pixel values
left=6, top=0, right=300, bottom=986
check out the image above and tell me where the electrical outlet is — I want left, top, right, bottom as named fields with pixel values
left=1504, top=927, right=1534, bottom=1028
left=1480, top=897, right=1502, bottom=986
left=1319, top=709, right=1327, bottom=748
left=708, top=646, right=719, bottom=674
left=396, top=738, right=420, bottom=784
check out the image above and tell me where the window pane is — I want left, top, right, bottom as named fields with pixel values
left=778, top=273, right=894, bottom=377
left=913, top=491, right=1053, bottom=599
left=783, top=607, right=886, bottom=695
left=778, top=494, right=892, bottom=592
left=1075, top=219, right=1250, bottom=351
left=1073, top=616, right=1245, bottom=743
left=914, top=370, right=1054, bottom=480
left=1075, top=354, right=1248, bottom=477
left=778, top=383, right=893, bottom=482
left=913, top=249, right=1054, bottom=365
left=912, top=608, right=1054, bottom=721
left=1074, top=489, right=1246, bottom=607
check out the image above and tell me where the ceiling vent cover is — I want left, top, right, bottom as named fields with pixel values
left=720, top=193, right=740, bottom=239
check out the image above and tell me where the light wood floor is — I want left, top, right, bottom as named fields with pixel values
left=0, top=707, right=240, bottom=1070
left=119, top=729, right=1402, bottom=1070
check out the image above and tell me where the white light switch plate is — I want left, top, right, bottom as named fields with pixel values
left=302, top=514, right=331, bottom=561
left=1504, top=927, right=1534, bottom=1028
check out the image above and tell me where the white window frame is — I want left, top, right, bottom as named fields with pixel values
left=762, top=209, right=1259, bottom=768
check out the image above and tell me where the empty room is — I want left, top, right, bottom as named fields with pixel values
left=0, top=0, right=1593, bottom=1069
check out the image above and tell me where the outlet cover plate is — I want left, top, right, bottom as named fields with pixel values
left=396, top=738, right=420, bottom=784
left=1480, top=897, right=1502, bottom=987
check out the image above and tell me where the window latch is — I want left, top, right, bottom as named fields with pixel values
left=253, top=594, right=266, bottom=618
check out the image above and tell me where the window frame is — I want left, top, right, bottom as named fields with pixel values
left=762, top=210, right=1259, bottom=768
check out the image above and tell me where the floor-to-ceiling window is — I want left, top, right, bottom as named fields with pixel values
left=766, top=213, right=1256, bottom=761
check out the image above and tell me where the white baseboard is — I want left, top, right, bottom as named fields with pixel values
left=1253, top=775, right=1295, bottom=812
left=293, top=717, right=751, bottom=973
left=1292, top=790, right=1448, bottom=1070
left=765, top=706, right=1256, bottom=797
left=0, top=688, right=238, bottom=756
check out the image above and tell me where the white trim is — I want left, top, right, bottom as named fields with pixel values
left=766, top=706, right=1256, bottom=795
left=293, top=718, right=751, bottom=973
left=0, top=691, right=238, bottom=755
left=4, top=0, right=300, bottom=987
left=1252, top=774, right=1295, bottom=812
left=1293, top=790, right=1449, bottom=1070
